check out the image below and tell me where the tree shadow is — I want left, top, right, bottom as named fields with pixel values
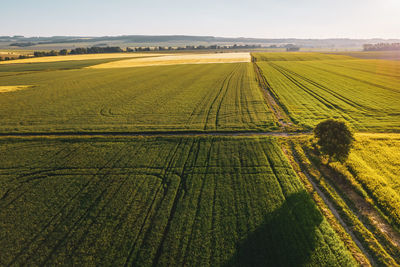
left=224, top=190, right=324, bottom=267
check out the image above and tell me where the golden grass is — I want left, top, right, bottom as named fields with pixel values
left=346, top=133, right=400, bottom=226
left=355, top=133, right=400, bottom=139
left=0, top=53, right=162, bottom=64
left=88, top=52, right=251, bottom=68
left=0, top=85, right=33, bottom=93
left=351, top=133, right=400, bottom=185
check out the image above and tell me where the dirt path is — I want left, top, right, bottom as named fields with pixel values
left=252, top=60, right=295, bottom=129
left=319, top=163, right=400, bottom=252
left=283, top=148, right=375, bottom=266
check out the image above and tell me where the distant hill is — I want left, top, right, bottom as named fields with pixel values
left=1, top=35, right=400, bottom=50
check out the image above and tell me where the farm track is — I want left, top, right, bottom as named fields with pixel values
left=252, top=61, right=294, bottom=128
left=286, top=148, right=376, bottom=266
left=317, top=159, right=400, bottom=262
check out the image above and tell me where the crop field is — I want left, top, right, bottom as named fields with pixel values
left=0, top=137, right=356, bottom=266
left=282, top=134, right=400, bottom=266
left=0, top=58, right=161, bottom=76
left=252, top=52, right=354, bottom=62
left=0, top=57, right=163, bottom=75
left=88, top=52, right=251, bottom=68
left=345, top=134, right=400, bottom=227
left=0, top=62, right=275, bottom=133
left=0, top=53, right=160, bottom=64
left=1, top=49, right=400, bottom=266
left=254, top=53, right=400, bottom=131
left=332, top=51, right=400, bottom=61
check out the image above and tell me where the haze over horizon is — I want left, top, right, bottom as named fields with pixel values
left=2, top=0, right=400, bottom=39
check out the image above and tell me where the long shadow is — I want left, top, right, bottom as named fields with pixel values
left=224, top=191, right=324, bottom=267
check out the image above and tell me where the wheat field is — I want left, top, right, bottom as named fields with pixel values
left=88, top=52, right=251, bottom=68
left=0, top=53, right=162, bottom=64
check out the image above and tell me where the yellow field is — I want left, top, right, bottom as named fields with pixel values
left=88, top=52, right=251, bottom=68
left=0, top=53, right=162, bottom=64
left=0, top=85, right=33, bottom=93
left=0, top=51, right=32, bottom=56
left=347, top=133, right=400, bottom=225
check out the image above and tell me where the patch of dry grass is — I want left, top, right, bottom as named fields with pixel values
left=0, top=85, right=33, bottom=93
left=88, top=52, right=251, bottom=68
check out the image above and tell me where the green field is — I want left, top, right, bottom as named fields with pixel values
left=2, top=50, right=400, bottom=266
left=332, top=51, right=400, bottom=61
left=345, top=134, right=400, bottom=227
left=0, top=61, right=275, bottom=133
left=253, top=53, right=400, bottom=131
left=252, top=52, right=355, bottom=62
left=283, top=135, right=400, bottom=266
left=0, top=57, right=141, bottom=73
left=0, top=137, right=356, bottom=266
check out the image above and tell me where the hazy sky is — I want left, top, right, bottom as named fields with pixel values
left=2, top=0, right=400, bottom=38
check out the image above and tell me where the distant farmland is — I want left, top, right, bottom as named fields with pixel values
left=88, top=52, right=251, bottom=68
left=0, top=53, right=160, bottom=64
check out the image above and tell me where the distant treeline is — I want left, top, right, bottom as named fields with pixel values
left=285, top=44, right=300, bottom=51
left=9, top=42, right=36, bottom=47
left=25, top=44, right=268, bottom=59
left=34, top=46, right=123, bottom=57
left=128, top=44, right=262, bottom=51
left=32, top=44, right=263, bottom=57
left=363, top=43, right=400, bottom=51
left=0, top=55, right=29, bottom=61
left=70, top=46, right=123, bottom=54
left=1, top=43, right=293, bottom=62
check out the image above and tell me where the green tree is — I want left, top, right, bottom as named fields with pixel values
left=314, top=119, right=354, bottom=163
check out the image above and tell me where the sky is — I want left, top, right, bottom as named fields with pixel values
left=2, top=0, right=400, bottom=39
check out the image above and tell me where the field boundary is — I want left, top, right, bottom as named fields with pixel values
left=252, top=61, right=295, bottom=129
left=0, top=130, right=311, bottom=138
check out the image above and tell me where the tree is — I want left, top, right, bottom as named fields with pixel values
left=313, top=119, right=354, bottom=163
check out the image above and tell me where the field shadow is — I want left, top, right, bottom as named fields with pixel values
left=224, top=190, right=323, bottom=267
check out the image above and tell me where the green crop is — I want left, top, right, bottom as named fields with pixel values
left=0, top=62, right=275, bottom=133
left=253, top=53, right=400, bottom=132
left=0, top=137, right=355, bottom=266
